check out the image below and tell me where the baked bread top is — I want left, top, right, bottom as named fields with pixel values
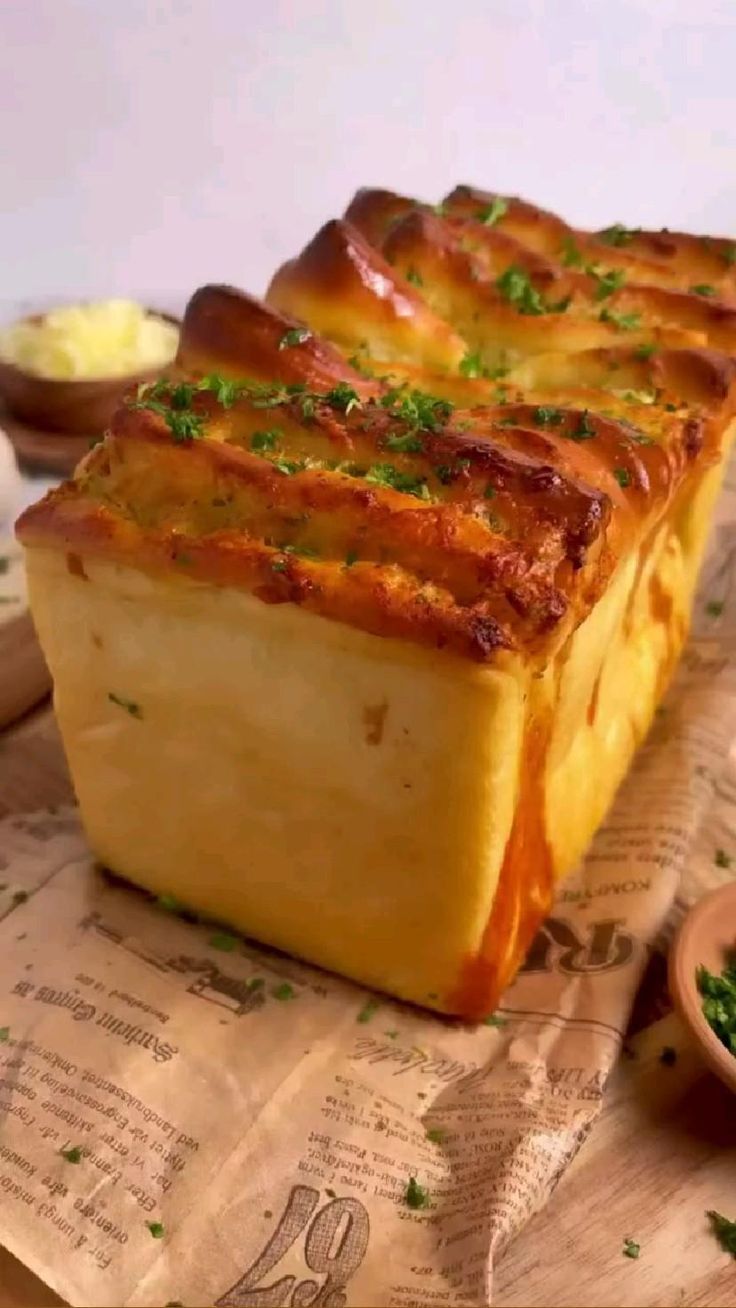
left=17, top=188, right=736, bottom=667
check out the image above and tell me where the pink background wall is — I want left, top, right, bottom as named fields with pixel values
left=2, top=0, right=735, bottom=308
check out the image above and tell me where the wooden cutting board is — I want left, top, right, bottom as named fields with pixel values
left=0, top=403, right=89, bottom=476
left=0, top=609, right=51, bottom=729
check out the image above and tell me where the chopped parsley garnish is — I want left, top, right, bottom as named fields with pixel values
left=570, top=410, right=596, bottom=441
left=707, top=1210, right=736, bottom=1257
left=324, top=382, right=361, bottom=414
left=599, top=308, right=641, bottom=331
left=257, top=381, right=302, bottom=406
left=380, top=387, right=453, bottom=432
left=384, top=431, right=424, bottom=453
left=167, top=381, right=198, bottom=409
left=272, top=982, right=296, bottom=1000
left=599, top=224, right=638, bottom=247
left=534, top=406, right=565, bottom=427
left=426, top=1127, right=446, bottom=1144
left=706, top=599, right=724, bottom=617
left=60, top=1145, right=83, bottom=1164
left=250, top=429, right=280, bottom=452
left=356, top=997, right=380, bottom=1024
left=560, top=236, right=584, bottom=268
left=659, top=1046, right=677, bottom=1066
left=199, top=374, right=241, bottom=407
left=157, top=893, right=184, bottom=913
left=131, top=376, right=453, bottom=482
left=147, top=1221, right=165, bottom=1239
left=635, top=343, right=658, bottom=360
left=484, top=484, right=496, bottom=499
left=132, top=381, right=205, bottom=442
left=483, top=1013, right=508, bottom=1027
left=274, top=457, right=306, bottom=476
left=278, top=326, right=312, bottom=349
left=0, top=1028, right=9, bottom=1043
left=366, top=464, right=431, bottom=500
left=614, top=467, right=631, bottom=488
left=168, top=410, right=205, bottom=442
left=589, top=266, right=627, bottom=301
left=622, top=1238, right=640, bottom=1259
left=344, top=550, right=359, bottom=568
left=496, top=266, right=567, bottom=316
left=108, top=692, right=142, bottom=719
left=697, top=955, right=736, bottom=1054
left=690, top=284, right=716, bottom=297
left=715, top=848, right=732, bottom=868
left=405, top=266, right=424, bottom=287
left=271, top=558, right=288, bottom=573
left=405, top=1176, right=430, bottom=1209
left=298, top=394, right=317, bottom=420
left=459, top=350, right=491, bottom=379
left=477, top=196, right=508, bottom=227
left=434, top=465, right=456, bottom=485
left=131, top=374, right=325, bottom=443
left=209, top=932, right=238, bottom=952
left=496, top=266, right=545, bottom=315
left=721, top=244, right=736, bottom=267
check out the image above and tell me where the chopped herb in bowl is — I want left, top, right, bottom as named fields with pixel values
left=697, top=953, right=736, bottom=1056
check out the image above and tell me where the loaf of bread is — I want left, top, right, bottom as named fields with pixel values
left=17, top=187, right=736, bottom=1018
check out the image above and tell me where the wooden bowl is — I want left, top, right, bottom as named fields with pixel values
left=0, top=608, right=52, bottom=728
left=0, top=309, right=180, bottom=436
left=669, top=881, right=736, bottom=1095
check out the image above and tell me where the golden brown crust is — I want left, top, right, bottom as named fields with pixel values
left=285, top=192, right=736, bottom=367
left=443, top=185, right=736, bottom=300
left=178, top=283, right=365, bottom=390
left=344, top=187, right=417, bottom=246
left=268, top=219, right=469, bottom=371
left=18, top=380, right=618, bottom=662
left=16, top=187, right=736, bottom=667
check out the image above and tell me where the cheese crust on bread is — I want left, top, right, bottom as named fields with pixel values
left=17, top=187, right=736, bottom=1017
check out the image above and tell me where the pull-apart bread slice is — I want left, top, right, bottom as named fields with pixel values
left=17, top=188, right=736, bottom=1018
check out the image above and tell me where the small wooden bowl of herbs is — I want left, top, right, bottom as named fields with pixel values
left=670, top=881, right=736, bottom=1095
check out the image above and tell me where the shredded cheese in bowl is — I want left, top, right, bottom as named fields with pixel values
left=0, top=300, right=179, bottom=380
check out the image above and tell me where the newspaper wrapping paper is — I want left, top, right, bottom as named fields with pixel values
left=1, top=459, right=736, bottom=1307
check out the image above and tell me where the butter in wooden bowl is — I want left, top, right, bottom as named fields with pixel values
left=0, top=299, right=180, bottom=435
